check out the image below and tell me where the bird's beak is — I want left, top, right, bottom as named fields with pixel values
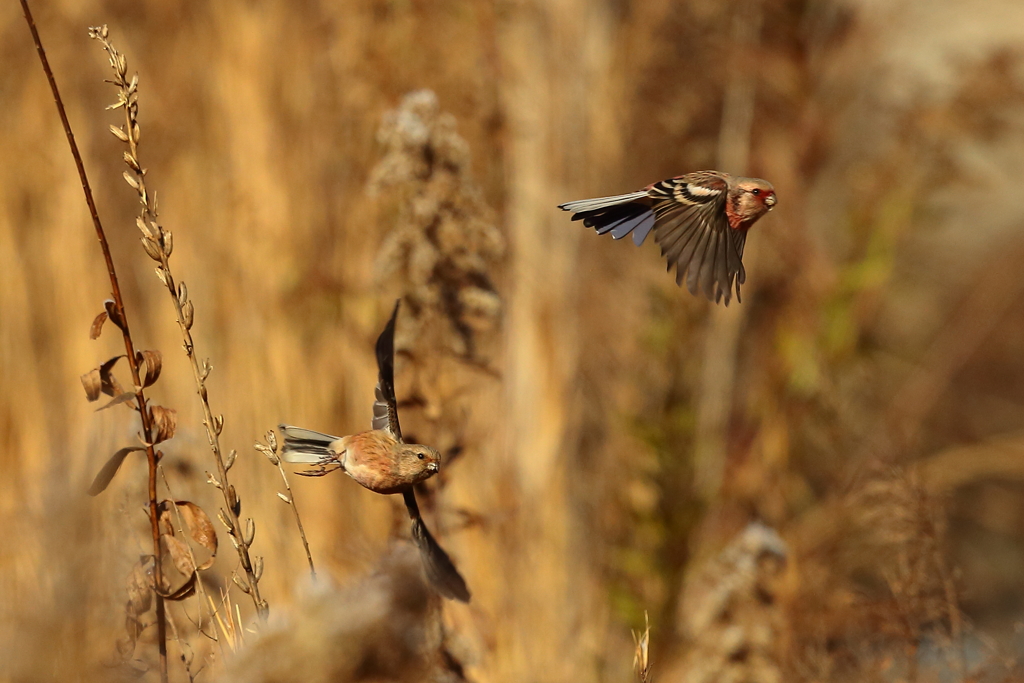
left=428, top=462, right=440, bottom=474
left=764, top=194, right=777, bottom=209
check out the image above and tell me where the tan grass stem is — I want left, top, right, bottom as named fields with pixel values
left=256, top=431, right=316, bottom=579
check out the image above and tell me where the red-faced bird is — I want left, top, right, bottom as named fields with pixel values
left=558, top=170, right=776, bottom=304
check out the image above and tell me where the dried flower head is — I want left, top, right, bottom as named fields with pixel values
left=369, top=89, right=504, bottom=360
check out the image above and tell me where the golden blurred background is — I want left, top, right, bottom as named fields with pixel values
left=4, top=0, right=1024, bottom=681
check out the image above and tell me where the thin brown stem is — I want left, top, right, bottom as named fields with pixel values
left=19, top=5, right=168, bottom=682
left=276, top=460, right=317, bottom=579
left=257, top=433, right=316, bottom=580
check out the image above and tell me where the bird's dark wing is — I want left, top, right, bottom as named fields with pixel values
left=372, top=300, right=403, bottom=441
left=403, top=490, right=471, bottom=603
left=648, top=173, right=747, bottom=305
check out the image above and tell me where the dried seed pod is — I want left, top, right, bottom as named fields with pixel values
left=217, top=508, right=234, bottom=533
left=226, top=485, right=239, bottom=514
left=110, top=124, right=129, bottom=142
left=182, top=300, right=194, bottom=330
left=140, top=236, right=162, bottom=261
left=136, top=216, right=158, bottom=240
left=123, top=151, right=141, bottom=172
left=232, top=574, right=251, bottom=594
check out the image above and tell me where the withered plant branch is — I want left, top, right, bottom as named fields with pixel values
left=157, top=467, right=215, bottom=640
left=19, top=5, right=169, bottom=682
left=256, top=431, right=316, bottom=579
left=88, top=25, right=268, bottom=621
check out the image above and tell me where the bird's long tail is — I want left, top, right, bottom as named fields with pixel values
left=558, top=191, right=657, bottom=246
left=278, top=424, right=341, bottom=464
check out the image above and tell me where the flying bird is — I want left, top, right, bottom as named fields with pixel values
left=558, top=170, right=776, bottom=304
left=279, top=301, right=471, bottom=603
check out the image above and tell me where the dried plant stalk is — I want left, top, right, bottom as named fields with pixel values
left=20, top=5, right=171, bottom=681
left=89, top=25, right=268, bottom=620
left=256, top=431, right=316, bottom=579
left=633, top=611, right=652, bottom=683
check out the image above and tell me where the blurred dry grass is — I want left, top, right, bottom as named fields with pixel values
left=5, top=1, right=1024, bottom=681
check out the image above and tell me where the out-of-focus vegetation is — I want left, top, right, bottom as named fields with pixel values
left=4, top=1, right=1024, bottom=681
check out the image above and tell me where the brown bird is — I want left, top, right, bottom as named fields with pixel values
left=280, top=301, right=471, bottom=603
left=558, top=170, right=776, bottom=305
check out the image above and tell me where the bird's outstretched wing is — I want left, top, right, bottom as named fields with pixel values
left=371, top=300, right=470, bottom=601
left=647, top=173, right=747, bottom=305
left=372, top=300, right=403, bottom=440
left=403, top=489, right=471, bottom=603
left=558, top=171, right=747, bottom=304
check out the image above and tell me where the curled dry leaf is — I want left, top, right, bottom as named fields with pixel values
left=104, top=299, right=127, bottom=334
left=156, top=500, right=176, bottom=537
left=136, top=349, right=162, bottom=388
left=80, top=354, right=125, bottom=402
left=149, top=405, right=177, bottom=443
left=176, top=501, right=218, bottom=564
left=156, top=570, right=197, bottom=602
left=87, top=446, right=144, bottom=496
left=89, top=310, right=108, bottom=339
left=162, top=533, right=195, bottom=577
left=157, top=499, right=218, bottom=570
left=81, top=368, right=102, bottom=402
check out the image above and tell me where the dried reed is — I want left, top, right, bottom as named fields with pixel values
left=633, top=611, right=652, bottom=683
left=255, top=430, right=316, bottom=579
left=88, top=25, right=269, bottom=623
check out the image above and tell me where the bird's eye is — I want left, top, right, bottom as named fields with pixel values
left=751, top=188, right=761, bottom=196
left=417, top=452, right=424, bottom=460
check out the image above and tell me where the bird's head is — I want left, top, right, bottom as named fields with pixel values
left=728, top=178, right=776, bottom=229
left=397, top=443, right=442, bottom=482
